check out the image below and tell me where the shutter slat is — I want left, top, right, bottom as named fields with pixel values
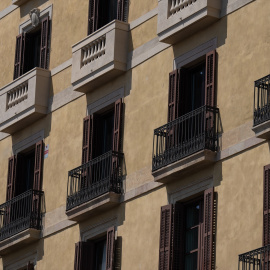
left=88, top=0, right=97, bottom=35
left=263, top=165, right=270, bottom=246
left=14, top=34, right=25, bottom=80
left=203, top=187, right=214, bottom=270
left=159, top=205, right=173, bottom=270
left=74, top=241, right=94, bottom=270
left=112, top=98, right=123, bottom=153
left=82, top=115, right=94, bottom=164
left=168, top=70, right=180, bottom=123
left=33, top=140, right=44, bottom=191
left=205, top=50, right=216, bottom=107
left=106, top=226, right=115, bottom=270
left=6, top=155, right=17, bottom=201
left=117, top=0, right=128, bottom=22
left=40, top=16, right=50, bottom=69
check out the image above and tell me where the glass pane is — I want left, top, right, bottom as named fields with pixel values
left=95, top=239, right=106, bottom=270
left=186, top=203, right=200, bottom=228
left=185, top=227, right=198, bottom=252
left=185, top=252, right=198, bottom=270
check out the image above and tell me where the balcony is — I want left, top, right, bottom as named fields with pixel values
left=0, top=189, right=44, bottom=255
left=152, top=106, right=219, bottom=183
left=71, top=20, right=129, bottom=93
left=66, top=151, right=124, bottom=221
left=157, top=0, right=221, bottom=44
left=0, top=68, right=51, bottom=134
left=238, top=245, right=270, bottom=269
left=252, top=74, right=270, bottom=139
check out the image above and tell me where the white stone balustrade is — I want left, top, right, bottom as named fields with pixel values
left=6, top=83, right=28, bottom=110
left=170, top=0, right=197, bottom=15
left=71, top=20, right=129, bottom=93
left=81, top=36, right=106, bottom=67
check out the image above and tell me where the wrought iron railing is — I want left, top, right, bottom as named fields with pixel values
left=66, top=150, right=124, bottom=211
left=239, top=245, right=270, bottom=269
left=152, top=105, right=219, bottom=171
left=254, top=74, right=270, bottom=126
left=0, top=189, right=44, bottom=241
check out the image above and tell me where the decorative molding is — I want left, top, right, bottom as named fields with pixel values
left=29, top=8, right=40, bottom=27
left=51, top=58, right=72, bottom=76
left=12, top=129, right=44, bottom=154
left=129, top=7, right=158, bottom=30
left=0, top=132, right=9, bottom=141
left=87, top=87, right=124, bottom=115
left=220, top=0, right=256, bottom=17
left=0, top=5, right=17, bottom=20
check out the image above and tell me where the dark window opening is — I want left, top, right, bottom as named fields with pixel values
left=24, top=27, right=41, bottom=74
left=94, top=238, right=107, bottom=270
left=97, top=0, right=118, bottom=30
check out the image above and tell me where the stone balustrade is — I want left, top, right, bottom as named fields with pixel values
left=6, top=82, right=28, bottom=110
left=170, top=0, right=197, bottom=15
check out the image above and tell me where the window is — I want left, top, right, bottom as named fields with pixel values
left=14, top=16, right=50, bottom=80
left=88, top=0, right=128, bottom=35
left=158, top=188, right=214, bottom=270
left=74, top=227, right=116, bottom=270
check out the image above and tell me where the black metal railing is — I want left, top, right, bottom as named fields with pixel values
left=239, top=245, right=270, bottom=269
left=254, top=74, right=270, bottom=126
left=152, top=105, right=219, bottom=171
left=0, top=189, right=44, bottom=241
left=66, top=150, right=124, bottom=211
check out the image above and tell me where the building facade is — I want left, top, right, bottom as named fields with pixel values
left=0, top=0, right=269, bottom=269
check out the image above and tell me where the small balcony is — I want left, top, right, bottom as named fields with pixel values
left=0, top=68, right=51, bottom=134
left=238, top=245, right=270, bottom=269
left=66, top=151, right=123, bottom=221
left=71, top=20, right=129, bottom=93
left=157, top=0, right=221, bottom=44
left=152, top=106, right=219, bottom=182
left=0, top=189, right=44, bottom=255
left=252, top=74, right=270, bottom=139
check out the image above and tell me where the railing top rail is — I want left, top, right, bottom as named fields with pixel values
left=154, top=105, right=219, bottom=134
left=254, top=74, right=270, bottom=87
left=0, top=189, right=43, bottom=210
left=238, top=244, right=270, bottom=258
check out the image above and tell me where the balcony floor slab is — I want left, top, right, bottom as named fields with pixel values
left=252, top=121, right=270, bottom=139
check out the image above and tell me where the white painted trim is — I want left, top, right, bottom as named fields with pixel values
left=129, top=7, right=158, bottom=30
left=19, top=4, right=53, bottom=33
left=12, top=129, right=44, bottom=154
left=87, top=87, right=124, bottom=115
left=51, top=58, right=72, bottom=76
left=0, top=5, right=17, bottom=20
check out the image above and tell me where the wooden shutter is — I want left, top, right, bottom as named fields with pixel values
left=6, top=156, right=17, bottom=201
left=168, top=70, right=180, bottom=123
left=88, top=0, right=98, bottom=35
left=14, top=34, right=25, bottom=80
left=202, top=188, right=214, bottom=270
left=112, top=99, right=123, bottom=153
left=263, top=165, right=270, bottom=246
left=27, top=262, right=34, bottom=270
left=205, top=50, right=216, bottom=107
left=106, top=226, right=115, bottom=270
left=33, top=140, right=44, bottom=191
left=159, top=205, right=173, bottom=270
left=117, top=0, right=128, bottom=22
left=74, top=241, right=94, bottom=270
left=82, top=115, right=94, bottom=164
left=40, top=16, right=50, bottom=69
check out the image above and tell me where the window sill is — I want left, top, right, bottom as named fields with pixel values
left=0, top=68, right=51, bottom=134
left=71, top=20, right=129, bottom=93
left=152, top=149, right=216, bottom=183
left=157, top=0, right=221, bottom=44
left=0, top=228, right=40, bottom=256
left=66, top=192, right=121, bottom=222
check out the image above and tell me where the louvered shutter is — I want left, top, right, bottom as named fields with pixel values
left=202, top=188, right=214, bottom=270
left=82, top=115, right=94, bottom=165
left=263, top=165, right=270, bottom=246
left=6, top=156, right=17, bottom=201
left=117, top=0, right=128, bottom=22
left=27, top=262, right=34, bottom=270
left=33, top=140, right=44, bottom=191
left=168, top=70, right=180, bottom=123
left=159, top=205, right=173, bottom=270
left=14, top=34, right=25, bottom=80
left=74, top=241, right=94, bottom=270
left=40, top=16, right=50, bottom=69
left=205, top=50, right=216, bottom=107
left=106, top=226, right=115, bottom=270
left=88, top=0, right=98, bottom=35
left=112, top=99, right=123, bottom=153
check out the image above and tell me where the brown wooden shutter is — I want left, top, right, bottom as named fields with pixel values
left=117, top=0, right=128, bottom=22
left=205, top=50, right=216, bottom=107
left=263, top=165, right=270, bottom=246
left=168, top=70, right=180, bottom=123
left=82, top=115, right=94, bottom=164
left=106, top=226, right=115, bottom=270
left=40, top=16, right=50, bottom=69
left=88, top=0, right=98, bottom=35
left=33, top=140, right=44, bottom=191
left=159, top=205, right=173, bottom=270
left=74, top=241, right=94, bottom=270
left=6, top=156, right=17, bottom=201
left=202, top=187, right=214, bottom=270
left=112, top=99, right=123, bottom=153
left=27, top=262, right=34, bottom=270
left=14, top=34, right=25, bottom=80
